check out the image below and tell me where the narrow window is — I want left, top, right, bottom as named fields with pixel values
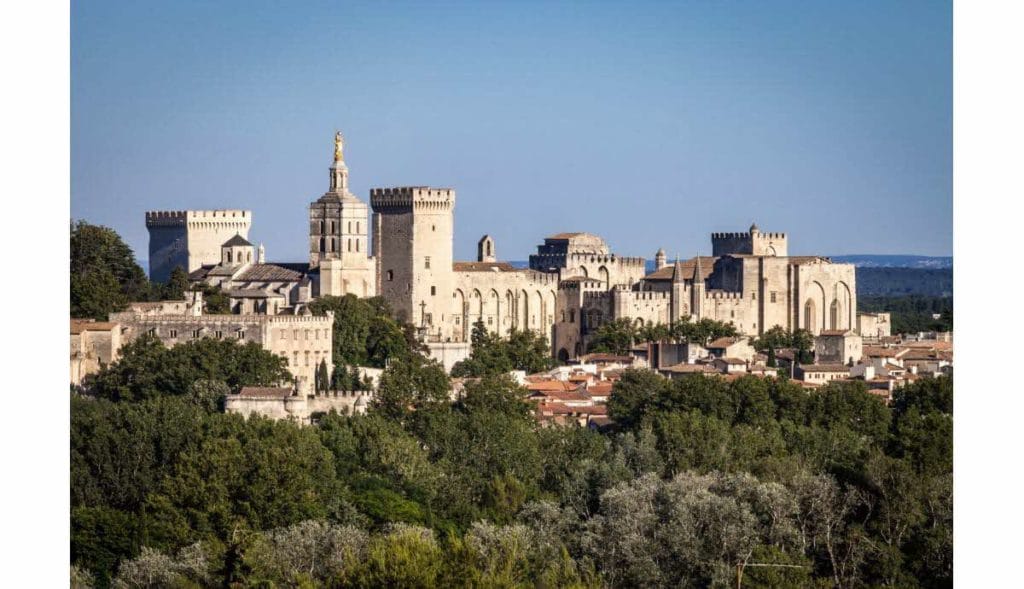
left=431, top=286, right=436, bottom=296
left=192, top=330, right=201, bottom=339
left=770, top=292, right=777, bottom=303
left=387, top=270, right=394, bottom=281
left=425, top=256, right=431, bottom=269
left=215, top=330, right=223, bottom=339
left=169, top=329, right=177, bottom=338
left=237, top=330, right=244, bottom=340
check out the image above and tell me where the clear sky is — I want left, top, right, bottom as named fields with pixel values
left=72, top=0, right=951, bottom=265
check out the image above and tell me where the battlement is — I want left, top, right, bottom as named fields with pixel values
left=705, top=291, right=744, bottom=300
left=146, top=210, right=251, bottom=227
left=370, top=186, right=455, bottom=211
left=710, top=231, right=786, bottom=240
left=620, top=290, right=671, bottom=301
left=711, top=228, right=787, bottom=257
left=115, top=310, right=333, bottom=325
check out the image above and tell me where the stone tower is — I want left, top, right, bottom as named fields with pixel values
left=371, top=186, right=456, bottom=331
left=655, top=248, right=667, bottom=270
left=146, top=210, right=252, bottom=283
left=477, top=235, right=496, bottom=263
left=309, top=131, right=370, bottom=267
left=309, top=132, right=377, bottom=297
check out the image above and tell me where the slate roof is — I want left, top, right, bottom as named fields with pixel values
left=644, top=256, right=717, bottom=281
left=237, top=263, right=309, bottom=282
left=222, top=234, right=253, bottom=247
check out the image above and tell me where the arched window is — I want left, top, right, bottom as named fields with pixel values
left=226, top=250, right=232, bottom=263
left=386, top=270, right=394, bottom=281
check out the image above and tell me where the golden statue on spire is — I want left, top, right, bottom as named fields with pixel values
left=334, top=131, right=344, bottom=162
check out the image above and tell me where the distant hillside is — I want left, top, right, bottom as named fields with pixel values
left=855, top=267, right=952, bottom=297
left=830, top=254, right=952, bottom=269
left=511, top=257, right=952, bottom=298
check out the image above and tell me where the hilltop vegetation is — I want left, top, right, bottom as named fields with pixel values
left=70, top=221, right=952, bottom=587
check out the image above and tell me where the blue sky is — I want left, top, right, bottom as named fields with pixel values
left=72, top=0, right=951, bottom=264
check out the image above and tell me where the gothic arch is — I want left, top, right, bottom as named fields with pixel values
left=487, top=289, right=500, bottom=331
left=453, top=289, right=467, bottom=341
left=598, top=265, right=610, bottom=289
left=804, top=298, right=817, bottom=334
left=837, top=281, right=853, bottom=330
left=578, top=266, right=589, bottom=278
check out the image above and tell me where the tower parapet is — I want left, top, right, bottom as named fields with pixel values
left=710, top=224, right=787, bottom=257
left=146, top=209, right=252, bottom=282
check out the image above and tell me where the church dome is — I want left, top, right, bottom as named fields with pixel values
left=749, top=223, right=760, bottom=233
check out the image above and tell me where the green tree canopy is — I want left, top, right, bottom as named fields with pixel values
left=71, top=220, right=151, bottom=320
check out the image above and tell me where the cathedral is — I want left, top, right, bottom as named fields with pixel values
left=151, top=132, right=857, bottom=364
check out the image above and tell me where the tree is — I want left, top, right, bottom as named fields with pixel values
left=373, top=355, right=450, bottom=417
left=316, top=359, right=330, bottom=393
left=587, top=318, right=637, bottom=355
left=71, top=220, right=151, bottom=320
left=83, top=335, right=292, bottom=402
left=309, top=294, right=411, bottom=369
left=451, top=322, right=554, bottom=377
left=159, top=266, right=191, bottom=301
left=195, top=283, right=231, bottom=314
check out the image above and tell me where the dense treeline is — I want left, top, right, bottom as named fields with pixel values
left=73, top=357, right=951, bottom=587
left=859, top=295, right=953, bottom=334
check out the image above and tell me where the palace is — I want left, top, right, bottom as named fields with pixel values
left=147, top=132, right=858, bottom=366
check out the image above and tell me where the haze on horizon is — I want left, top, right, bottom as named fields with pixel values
left=72, top=0, right=951, bottom=267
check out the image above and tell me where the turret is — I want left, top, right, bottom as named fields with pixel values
left=655, top=248, right=667, bottom=270
left=691, top=254, right=705, bottom=319
left=478, top=235, right=496, bottom=263
left=258, top=243, right=266, bottom=264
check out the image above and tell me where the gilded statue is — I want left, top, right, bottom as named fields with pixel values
left=334, top=131, right=344, bottom=162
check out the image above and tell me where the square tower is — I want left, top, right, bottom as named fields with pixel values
left=146, top=210, right=252, bottom=282
left=371, top=187, right=455, bottom=331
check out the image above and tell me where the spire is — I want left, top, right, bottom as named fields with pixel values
left=329, top=131, right=349, bottom=193
left=672, top=255, right=685, bottom=284
left=693, top=254, right=703, bottom=283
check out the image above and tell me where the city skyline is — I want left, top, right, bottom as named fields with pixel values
left=72, top=0, right=952, bottom=264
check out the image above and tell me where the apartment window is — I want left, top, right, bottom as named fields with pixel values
left=357, top=222, right=360, bottom=233
left=304, top=352, right=310, bottom=367
left=425, top=256, right=431, bottom=269
left=487, top=317, right=493, bottom=325
left=770, top=292, right=777, bottom=303
left=455, top=316, right=461, bottom=325
left=293, top=329, right=299, bottom=340
left=356, top=239, right=359, bottom=252
left=237, top=330, right=244, bottom=340
left=347, top=221, right=352, bottom=233
left=147, top=328, right=156, bottom=336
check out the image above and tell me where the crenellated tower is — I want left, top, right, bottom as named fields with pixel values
left=371, top=186, right=456, bottom=330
